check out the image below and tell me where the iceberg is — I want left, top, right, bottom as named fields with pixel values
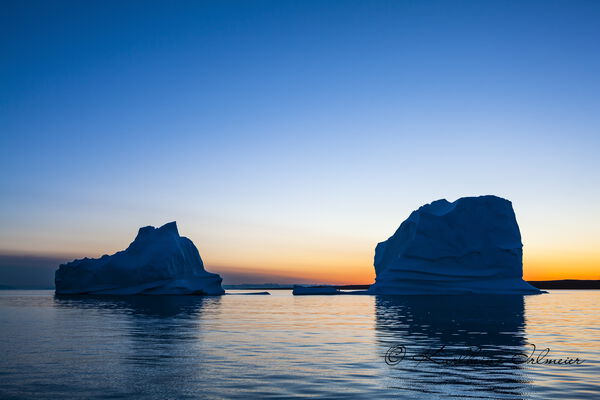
left=55, top=222, right=224, bottom=295
left=368, top=195, right=543, bottom=295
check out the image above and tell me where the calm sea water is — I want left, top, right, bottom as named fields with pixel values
left=0, top=290, right=598, bottom=399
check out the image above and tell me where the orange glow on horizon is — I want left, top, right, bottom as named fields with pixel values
left=523, top=252, right=600, bottom=281
left=207, top=256, right=376, bottom=285
left=2, top=246, right=597, bottom=285
left=207, top=251, right=599, bottom=284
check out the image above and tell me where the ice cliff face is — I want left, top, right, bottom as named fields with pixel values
left=55, top=222, right=224, bottom=295
left=368, top=196, right=542, bottom=295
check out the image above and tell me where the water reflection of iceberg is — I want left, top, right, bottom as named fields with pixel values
left=53, top=295, right=222, bottom=398
left=375, top=295, right=530, bottom=399
left=54, top=294, right=219, bottom=318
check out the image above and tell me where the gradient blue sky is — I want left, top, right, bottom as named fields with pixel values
left=1, top=0, right=599, bottom=285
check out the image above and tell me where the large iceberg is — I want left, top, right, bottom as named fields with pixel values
left=55, top=222, right=224, bottom=295
left=368, top=195, right=542, bottom=295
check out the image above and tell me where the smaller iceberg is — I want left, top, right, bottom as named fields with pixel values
left=292, top=285, right=340, bottom=295
left=55, top=222, right=224, bottom=295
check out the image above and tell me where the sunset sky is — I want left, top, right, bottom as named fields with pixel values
left=1, top=1, right=599, bottom=286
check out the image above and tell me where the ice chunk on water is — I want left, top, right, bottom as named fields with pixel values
left=368, top=195, right=543, bottom=295
left=55, top=222, right=224, bottom=295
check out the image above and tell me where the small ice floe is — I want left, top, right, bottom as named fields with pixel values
left=292, top=285, right=340, bottom=295
left=228, top=291, right=271, bottom=295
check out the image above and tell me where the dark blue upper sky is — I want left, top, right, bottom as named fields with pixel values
left=1, top=1, right=599, bottom=283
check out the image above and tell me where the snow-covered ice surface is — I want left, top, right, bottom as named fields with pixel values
left=55, top=222, right=224, bottom=295
left=368, top=195, right=543, bottom=295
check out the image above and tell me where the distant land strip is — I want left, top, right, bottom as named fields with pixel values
left=2, top=280, right=599, bottom=290
left=334, top=281, right=600, bottom=290
left=526, top=280, right=600, bottom=289
left=227, top=280, right=600, bottom=290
